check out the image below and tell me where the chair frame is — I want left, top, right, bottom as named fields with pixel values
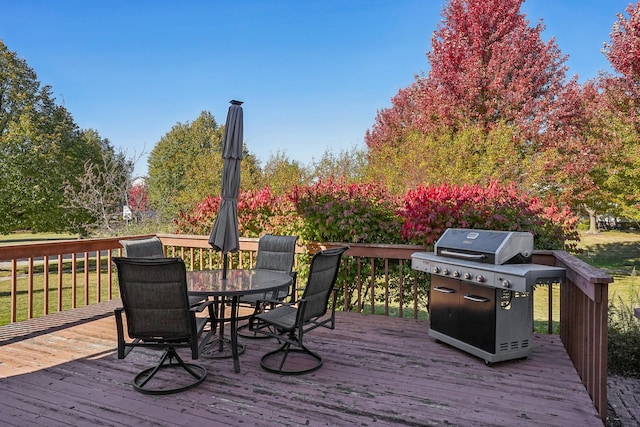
left=248, top=246, right=349, bottom=375
left=113, top=257, right=216, bottom=395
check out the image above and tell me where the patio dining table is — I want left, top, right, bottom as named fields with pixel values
left=186, top=269, right=293, bottom=373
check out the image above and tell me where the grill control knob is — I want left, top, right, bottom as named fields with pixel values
left=463, top=272, right=471, bottom=280
left=475, top=275, right=485, bottom=283
left=442, top=268, right=449, bottom=275
left=501, top=279, right=512, bottom=289
left=452, top=270, right=460, bottom=278
left=432, top=266, right=440, bottom=274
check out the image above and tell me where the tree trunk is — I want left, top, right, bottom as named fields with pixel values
left=584, top=205, right=598, bottom=234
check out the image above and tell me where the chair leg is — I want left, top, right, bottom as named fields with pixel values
left=133, top=348, right=207, bottom=395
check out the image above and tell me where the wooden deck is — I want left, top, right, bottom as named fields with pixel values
left=0, top=301, right=603, bottom=426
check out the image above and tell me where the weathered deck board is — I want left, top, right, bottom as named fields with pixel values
left=0, top=301, right=602, bottom=426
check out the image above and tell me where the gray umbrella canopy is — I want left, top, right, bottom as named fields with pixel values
left=209, top=100, right=243, bottom=276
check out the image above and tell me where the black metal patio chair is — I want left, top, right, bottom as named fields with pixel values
left=119, top=236, right=205, bottom=307
left=113, top=257, right=216, bottom=395
left=236, top=234, right=298, bottom=339
left=248, top=246, right=349, bottom=374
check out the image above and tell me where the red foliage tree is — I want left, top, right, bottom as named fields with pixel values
left=606, top=3, right=640, bottom=87
left=399, top=181, right=578, bottom=250
left=367, top=0, right=577, bottom=150
left=127, top=183, right=148, bottom=216
left=365, top=0, right=588, bottom=202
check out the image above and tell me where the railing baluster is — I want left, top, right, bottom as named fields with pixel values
left=72, top=253, right=77, bottom=309
left=356, top=257, right=362, bottom=312
left=369, top=258, right=375, bottom=314
left=11, top=259, right=17, bottom=323
left=44, top=255, right=50, bottom=315
left=96, top=250, right=102, bottom=303
left=384, top=258, right=389, bottom=316
left=57, top=254, right=63, bottom=311
left=108, top=249, right=114, bottom=300
left=398, top=260, right=404, bottom=318
left=28, top=257, right=34, bottom=319
left=84, top=252, right=89, bottom=306
left=548, top=283, right=553, bottom=334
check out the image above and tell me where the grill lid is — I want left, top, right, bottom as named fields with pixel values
left=434, top=229, right=533, bottom=265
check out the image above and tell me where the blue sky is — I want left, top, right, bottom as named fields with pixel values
left=0, top=0, right=633, bottom=178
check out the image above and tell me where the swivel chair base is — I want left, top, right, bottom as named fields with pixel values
left=260, top=342, right=323, bottom=375
left=133, top=348, right=207, bottom=395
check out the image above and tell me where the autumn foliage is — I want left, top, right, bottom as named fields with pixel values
left=175, top=179, right=578, bottom=251
left=289, top=178, right=403, bottom=244
left=174, top=187, right=299, bottom=238
left=399, top=181, right=578, bottom=250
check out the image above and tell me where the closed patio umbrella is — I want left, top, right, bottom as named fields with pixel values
left=209, top=100, right=243, bottom=279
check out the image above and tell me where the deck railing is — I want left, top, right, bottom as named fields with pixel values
left=0, top=234, right=613, bottom=421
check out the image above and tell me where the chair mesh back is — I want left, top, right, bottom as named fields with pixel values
left=301, top=247, right=348, bottom=321
left=119, top=237, right=164, bottom=258
left=114, top=257, right=191, bottom=340
left=254, top=235, right=298, bottom=273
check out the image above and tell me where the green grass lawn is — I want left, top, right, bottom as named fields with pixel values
left=0, top=231, right=77, bottom=245
left=575, top=230, right=640, bottom=307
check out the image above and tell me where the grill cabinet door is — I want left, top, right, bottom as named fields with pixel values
left=429, top=276, right=460, bottom=340
left=458, top=282, right=496, bottom=353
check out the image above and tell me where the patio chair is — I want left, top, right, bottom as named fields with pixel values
left=119, top=236, right=205, bottom=307
left=236, top=234, right=298, bottom=339
left=119, top=236, right=165, bottom=257
left=113, top=257, right=216, bottom=395
left=248, top=246, right=349, bottom=374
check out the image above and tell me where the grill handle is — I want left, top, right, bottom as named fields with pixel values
left=440, top=250, right=486, bottom=260
left=433, top=286, right=456, bottom=294
left=463, top=294, right=490, bottom=303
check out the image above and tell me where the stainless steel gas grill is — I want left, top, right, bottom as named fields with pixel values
left=411, top=228, right=566, bottom=365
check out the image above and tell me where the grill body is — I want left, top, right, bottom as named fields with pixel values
left=412, top=229, right=565, bottom=365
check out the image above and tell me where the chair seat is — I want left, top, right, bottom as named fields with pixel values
left=255, top=305, right=298, bottom=331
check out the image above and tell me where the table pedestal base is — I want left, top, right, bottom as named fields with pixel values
left=201, top=337, right=245, bottom=359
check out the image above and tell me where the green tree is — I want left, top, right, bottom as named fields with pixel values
left=2, top=103, right=121, bottom=234
left=367, top=124, right=522, bottom=195
left=147, top=111, right=224, bottom=220
left=147, top=111, right=260, bottom=221
left=259, top=150, right=310, bottom=195
left=0, top=41, right=128, bottom=234
left=310, top=147, right=368, bottom=184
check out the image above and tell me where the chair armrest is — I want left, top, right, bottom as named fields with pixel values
left=255, top=298, right=294, bottom=313
left=189, top=299, right=216, bottom=313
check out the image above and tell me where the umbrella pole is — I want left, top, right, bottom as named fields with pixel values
left=222, top=253, right=228, bottom=279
